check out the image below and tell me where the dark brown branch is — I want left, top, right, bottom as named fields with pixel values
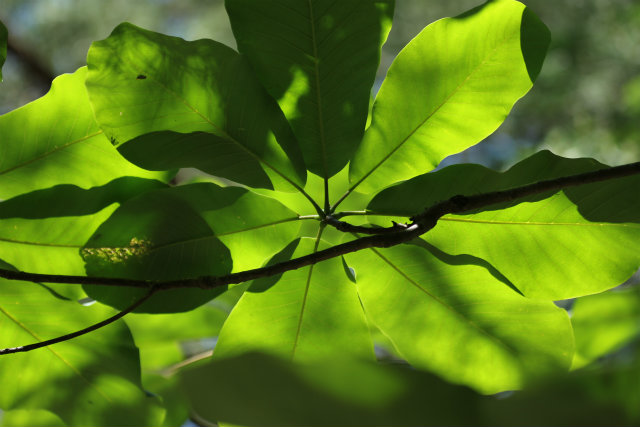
left=0, top=161, right=639, bottom=292
left=324, top=216, right=410, bottom=235
left=327, top=161, right=640, bottom=234
left=0, top=287, right=156, bottom=355
left=0, top=268, right=154, bottom=288
left=6, top=34, right=55, bottom=86
left=411, top=160, right=640, bottom=225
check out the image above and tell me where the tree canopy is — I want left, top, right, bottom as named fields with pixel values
left=0, top=1, right=638, bottom=426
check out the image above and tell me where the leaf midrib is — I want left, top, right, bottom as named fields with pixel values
left=0, top=237, right=83, bottom=248
left=0, top=131, right=103, bottom=177
left=291, top=226, right=324, bottom=359
left=306, top=0, right=329, bottom=181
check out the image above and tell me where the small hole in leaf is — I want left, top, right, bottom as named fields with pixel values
left=137, top=74, right=147, bottom=80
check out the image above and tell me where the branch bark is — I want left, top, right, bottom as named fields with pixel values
left=0, top=161, right=638, bottom=292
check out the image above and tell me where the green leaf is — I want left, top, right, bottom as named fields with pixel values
left=82, top=189, right=231, bottom=313
left=571, top=286, right=640, bottom=369
left=1, top=409, right=66, bottom=427
left=86, top=22, right=306, bottom=191
left=0, top=178, right=164, bottom=299
left=143, top=374, right=190, bottom=427
left=0, top=209, right=115, bottom=277
left=0, top=278, right=164, bottom=426
left=0, top=21, right=7, bottom=81
left=368, top=150, right=640, bottom=299
left=345, top=242, right=573, bottom=394
left=484, top=352, right=640, bottom=426
left=226, top=0, right=394, bottom=179
left=0, top=67, right=168, bottom=200
left=181, top=352, right=482, bottom=427
left=82, top=182, right=301, bottom=313
left=349, top=0, right=550, bottom=193
left=214, top=237, right=374, bottom=361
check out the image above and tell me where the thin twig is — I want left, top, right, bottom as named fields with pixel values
left=159, top=349, right=214, bottom=377
left=0, top=287, right=157, bottom=355
left=0, top=269, right=154, bottom=288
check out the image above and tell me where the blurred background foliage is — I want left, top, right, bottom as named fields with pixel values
left=1, top=0, right=639, bottom=168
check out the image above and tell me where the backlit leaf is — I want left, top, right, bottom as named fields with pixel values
left=345, top=242, right=573, bottom=394
left=571, top=286, right=640, bottom=369
left=0, top=68, right=168, bottom=200
left=181, top=352, right=481, bottom=426
left=86, top=23, right=306, bottom=191
left=82, top=188, right=231, bottom=313
left=485, top=353, right=640, bottom=426
left=214, top=237, right=374, bottom=361
left=226, top=0, right=394, bottom=179
left=1, top=409, right=66, bottom=427
left=0, top=276, right=164, bottom=426
left=349, top=0, right=550, bottom=193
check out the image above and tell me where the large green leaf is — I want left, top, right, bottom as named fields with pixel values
left=83, top=182, right=301, bottom=313
left=0, top=276, right=164, bottom=426
left=345, top=242, right=573, bottom=394
left=368, top=151, right=640, bottom=299
left=0, top=178, right=164, bottom=300
left=214, top=237, right=374, bottom=361
left=349, top=0, right=550, bottom=193
left=0, top=68, right=168, bottom=200
left=484, top=351, right=640, bottom=426
left=187, top=351, right=640, bottom=426
left=86, top=23, right=306, bottom=191
left=226, top=0, right=394, bottom=179
left=82, top=190, right=231, bottom=313
left=1, top=409, right=66, bottom=427
left=181, top=352, right=481, bottom=427
left=571, top=286, right=640, bottom=369
left=0, top=21, right=7, bottom=81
